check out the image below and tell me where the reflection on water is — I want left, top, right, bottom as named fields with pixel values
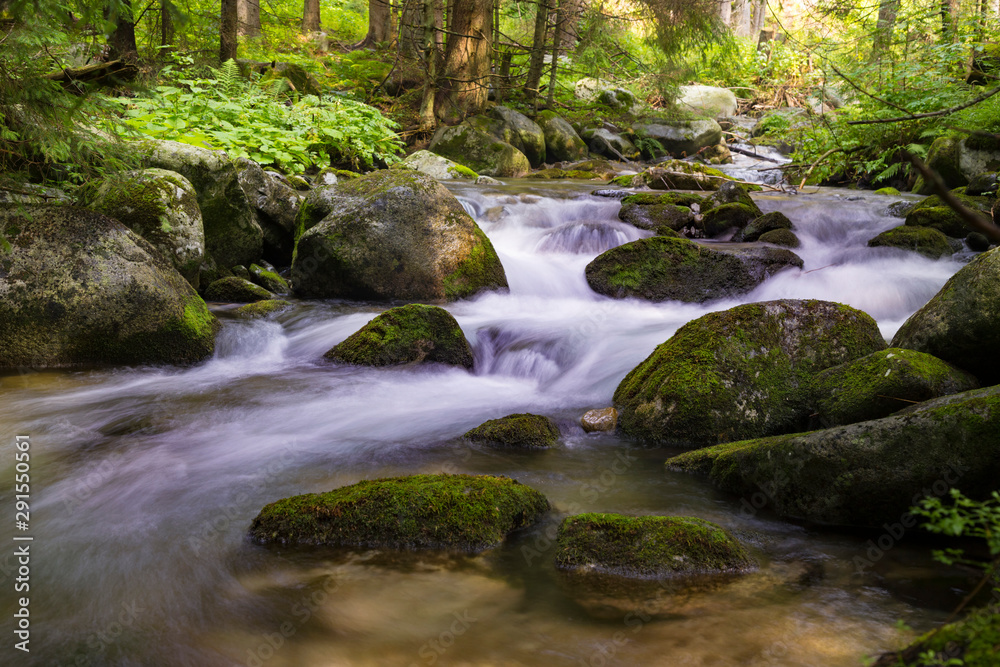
left=0, top=182, right=974, bottom=666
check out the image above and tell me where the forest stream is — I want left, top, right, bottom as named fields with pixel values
left=0, top=180, right=980, bottom=666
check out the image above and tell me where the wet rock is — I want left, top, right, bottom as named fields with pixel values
left=614, top=299, right=886, bottom=446
left=617, top=193, right=698, bottom=235
left=911, top=136, right=967, bottom=195
left=554, top=513, right=755, bottom=578
left=737, top=211, right=792, bottom=242
left=464, top=413, right=560, bottom=449
left=536, top=110, right=588, bottom=162
left=966, top=171, right=999, bottom=197
left=84, top=168, right=205, bottom=287
left=430, top=123, right=530, bottom=177
left=204, top=276, right=273, bottom=303
left=248, top=473, right=550, bottom=552
left=967, top=231, right=991, bottom=251
left=581, top=408, right=618, bottom=432
left=666, top=384, right=1000, bottom=527
left=904, top=190, right=994, bottom=238
left=699, top=203, right=759, bottom=238
left=633, top=119, right=723, bottom=159
left=809, top=348, right=979, bottom=427
left=324, top=304, right=474, bottom=368
left=585, top=236, right=802, bottom=303
left=867, top=225, right=954, bottom=259
left=248, top=263, right=289, bottom=294
left=758, top=229, right=800, bottom=248
left=0, top=206, right=217, bottom=368
left=487, top=106, right=546, bottom=167
left=292, top=170, right=507, bottom=301
left=398, top=150, right=478, bottom=180
left=892, top=246, right=1000, bottom=384
left=629, top=160, right=734, bottom=191
left=584, top=128, right=639, bottom=161
left=234, top=299, right=293, bottom=319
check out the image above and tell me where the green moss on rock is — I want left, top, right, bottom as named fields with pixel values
left=324, top=303, right=474, bottom=368
left=614, top=299, right=886, bottom=446
left=872, top=605, right=1000, bottom=667
left=737, top=211, right=793, bottom=242
left=249, top=264, right=289, bottom=293
left=905, top=191, right=993, bottom=237
left=463, top=413, right=560, bottom=449
left=867, top=225, right=954, bottom=259
left=234, top=299, right=292, bottom=319
left=554, top=513, right=756, bottom=579
left=248, top=473, right=550, bottom=552
left=585, top=236, right=802, bottom=303
left=204, top=276, right=273, bottom=303
left=758, top=228, right=800, bottom=247
left=699, top=203, right=759, bottom=237
left=666, top=384, right=1000, bottom=527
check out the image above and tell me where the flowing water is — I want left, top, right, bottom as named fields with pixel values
left=0, top=181, right=980, bottom=667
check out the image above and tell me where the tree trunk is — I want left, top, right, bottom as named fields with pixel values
left=871, top=0, right=900, bottom=62
left=525, top=0, right=549, bottom=102
left=107, top=0, right=138, bottom=62
left=237, top=0, right=261, bottom=38
left=161, top=0, right=175, bottom=49
left=356, top=0, right=392, bottom=49
left=417, top=0, right=439, bottom=129
left=221, top=0, right=238, bottom=62
left=302, top=0, right=321, bottom=33
left=732, top=0, right=752, bottom=37
left=718, top=0, right=731, bottom=26
left=545, top=0, right=563, bottom=109
left=435, top=0, right=491, bottom=123
left=751, top=0, right=766, bottom=37
left=940, top=0, right=958, bottom=39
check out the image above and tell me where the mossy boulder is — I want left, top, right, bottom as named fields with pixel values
left=144, top=140, right=262, bottom=269
left=324, top=304, right=474, bottom=368
left=758, top=228, right=800, bottom=247
left=204, top=276, right=273, bottom=303
left=703, top=180, right=763, bottom=214
left=892, top=246, right=1000, bottom=385
left=84, top=168, right=205, bottom=287
left=618, top=200, right=694, bottom=235
left=666, top=384, right=1000, bottom=527
left=463, top=413, right=560, bottom=449
left=904, top=191, right=994, bottom=238
left=585, top=236, right=802, bottom=303
left=737, top=211, right=793, bottom=242
left=293, top=184, right=348, bottom=240
left=554, top=513, right=755, bottom=579
left=234, top=299, right=292, bottom=319
left=867, top=225, right=954, bottom=259
left=488, top=106, right=546, bottom=167
left=966, top=171, right=999, bottom=197
left=809, top=348, right=979, bottom=427
left=248, top=263, right=289, bottom=294
left=398, top=150, right=478, bottom=180
left=698, top=203, right=759, bottom=237
left=0, top=205, right=217, bottom=368
left=292, top=170, right=507, bottom=301
left=236, top=160, right=303, bottom=266
left=429, top=123, right=530, bottom=177
left=614, top=299, right=886, bottom=446
left=633, top=119, right=723, bottom=159
left=536, top=110, right=588, bottom=162
left=237, top=60, right=323, bottom=97
left=634, top=161, right=733, bottom=191
left=872, top=605, right=1000, bottom=667
left=526, top=168, right=600, bottom=180
left=584, top=128, right=639, bottom=161
left=248, top=473, right=550, bottom=552
left=912, top=136, right=967, bottom=195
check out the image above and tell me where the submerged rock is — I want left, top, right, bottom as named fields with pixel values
left=464, top=413, right=560, bottom=449
left=613, top=299, right=886, bottom=446
left=581, top=407, right=618, bottom=433
left=554, top=513, right=755, bottom=578
left=585, top=236, right=802, bottom=303
left=892, top=246, right=1000, bottom=385
left=809, top=348, right=979, bottom=427
left=292, top=170, right=508, bottom=302
left=248, top=473, right=550, bottom=552
left=324, top=304, right=474, bottom=368
left=204, top=276, right=273, bottom=303
left=666, top=384, right=1000, bottom=527
left=0, top=206, right=217, bottom=368
left=234, top=299, right=292, bottom=319
left=85, top=168, right=205, bottom=287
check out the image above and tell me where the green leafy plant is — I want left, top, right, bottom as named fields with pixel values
left=914, top=489, right=1000, bottom=573
left=114, top=60, right=402, bottom=172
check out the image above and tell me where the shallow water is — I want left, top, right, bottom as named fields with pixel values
left=0, top=182, right=977, bottom=666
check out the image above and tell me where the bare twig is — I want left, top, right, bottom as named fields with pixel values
left=847, top=85, right=1000, bottom=125
left=905, top=150, right=1000, bottom=243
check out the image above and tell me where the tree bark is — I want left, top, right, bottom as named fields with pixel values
left=871, top=0, right=900, bottom=62
left=400, top=0, right=426, bottom=57
left=221, top=0, right=238, bottom=62
left=107, top=0, right=138, bottom=62
left=732, top=0, right=752, bottom=37
left=302, top=0, right=321, bottom=33
left=237, top=0, right=261, bottom=38
left=161, top=0, right=175, bottom=49
left=940, top=0, right=958, bottom=39
left=525, top=0, right=549, bottom=103
left=435, top=0, right=491, bottom=123
left=718, top=0, right=731, bottom=26
left=356, top=0, right=393, bottom=48
left=751, top=0, right=766, bottom=37
left=545, top=0, right=563, bottom=108
left=417, top=0, right=439, bottom=130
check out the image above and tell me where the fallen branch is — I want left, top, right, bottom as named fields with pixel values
left=848, top=84, right=1000, bottom=126
left=905, top=150, right=1000, bottom=243
left=729, top=145, right=782, bottom=163
left=43, top=60, right=139, bottom=90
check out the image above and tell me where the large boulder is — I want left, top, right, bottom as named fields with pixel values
left=676, top=85, right=739, bottom=119
left=85, top=168, right=205, bottom=287
left=536, top=111, right=588, bottom=162
left=666, top=384, right=1000, bottom=527
left=585, top=236, right=802, bottom=303
left=487, top=106, right=546, bottom=167
left=613, top=299, right=886, bottom=446
left=904, top=190, right=994, bottom=238
left=398, top=150, right=478, bottom=180
left=617, top=192, right=702, bottom=235
left=626, top=161, right=733, bottom=191
left=0, top=206, right=217, bottom=368
left=633, top=120, right=723, bottom=159
left=809, top=348, right=979, bottom=427
left=429, top=123, right=530, bottom=177
left=554, top=513, right=755, bottom=579
left=737, top=211, right=793, bottom=242
left=294, top=184, right=346, bottom=240
left=867, top=225, right=954, bottom=259
left=892, top=246, right=1000, bottom=385
left=464, top=413, right=560, bottom=450
left=203, top=276, right=273, bottom=303
left=291, top=170, right=508, bottom=301
left=144, top=140, right=262, bottom=268
left=911, top=136, right=967, bottom=195
left=235, top=160, right=303, bottom=266
left=248, top=473, right=550, bottom=552
left=584, top=128, right=639, bottom=161
left=324, top=304, right=474, bottom=368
